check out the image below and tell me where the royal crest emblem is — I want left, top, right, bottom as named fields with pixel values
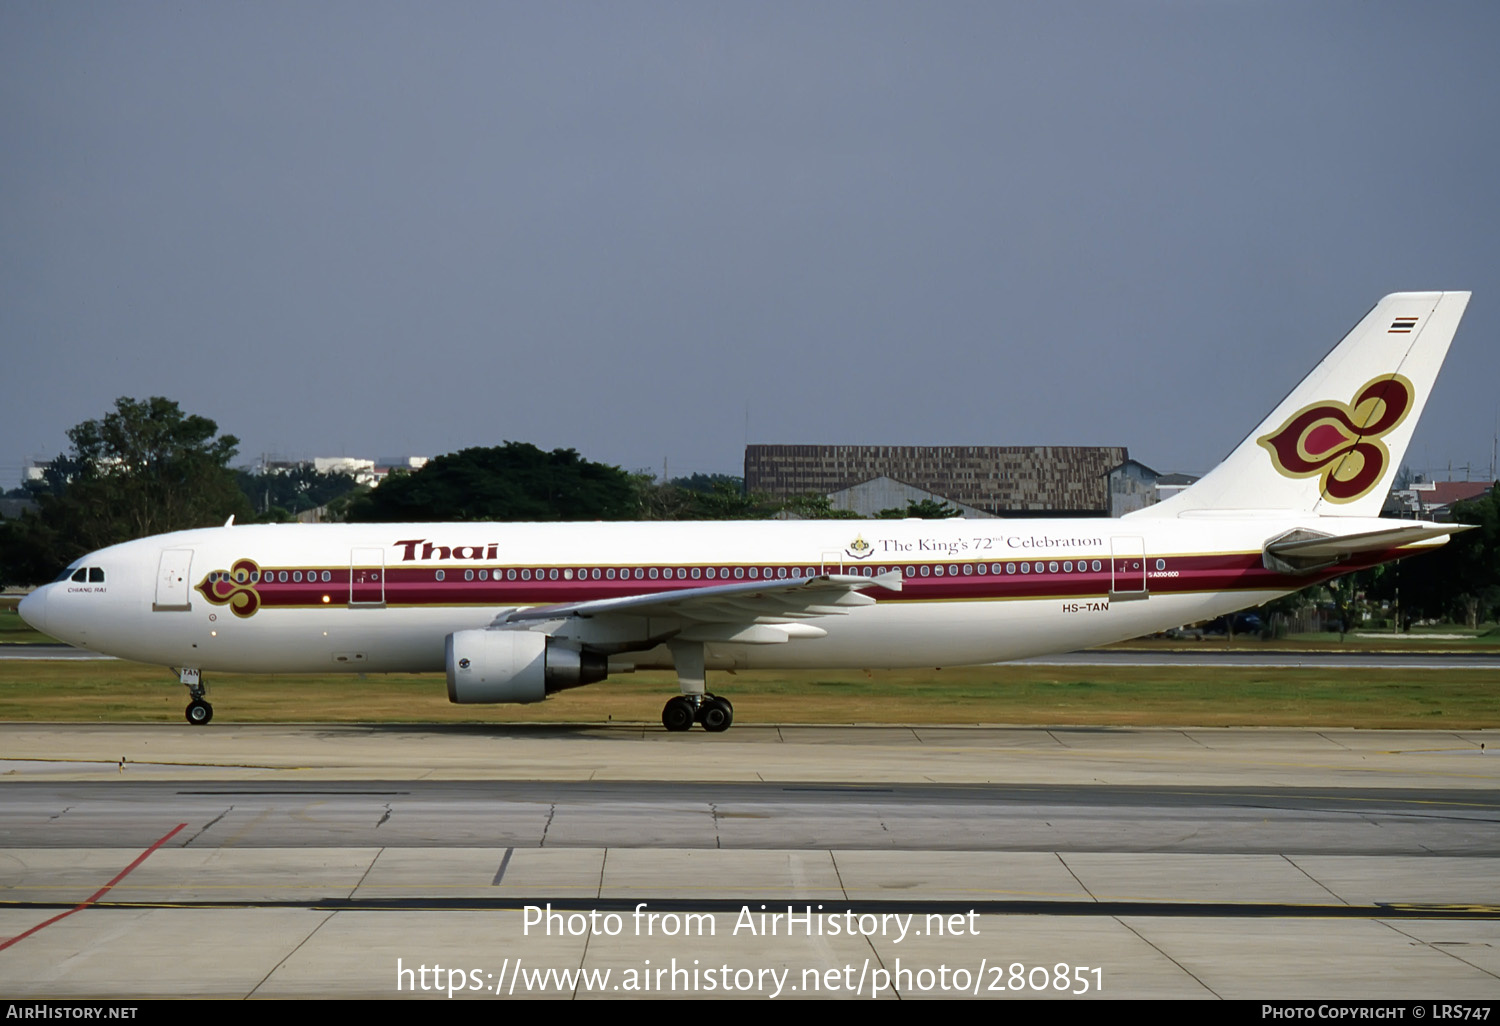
left=196, top=559, right=264, bottom=618
left=845, top=534, right=874, bottom=560
left=1256, top=374, right=1414, bottom=503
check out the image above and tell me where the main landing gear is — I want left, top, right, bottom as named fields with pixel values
left=180, top=668, right=213, bottom=726
left=661, top=694, right=734, bottom=733
left=662, top=640, right=734, bottom=732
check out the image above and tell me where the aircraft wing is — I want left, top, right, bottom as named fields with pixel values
left=500, top=570, right=903, bottom=627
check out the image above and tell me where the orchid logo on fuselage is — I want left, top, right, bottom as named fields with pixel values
left=1256, top=374, right=1414, bottom=503
left=196, top=559, right=263, bottom=618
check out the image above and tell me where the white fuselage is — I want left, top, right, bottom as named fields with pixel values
left=20, top=515, right=1419, bottom=677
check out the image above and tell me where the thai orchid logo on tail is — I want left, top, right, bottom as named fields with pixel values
left=1257, top=374, right=1414, bottom=503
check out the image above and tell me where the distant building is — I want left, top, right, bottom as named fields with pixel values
left=1105, top=461, right=1200, bottom=517
left=824, top=476, right=995, bottom=518
left=1387, top=479, right=1494, bottom=521
left=257, top=455, right=428, bottom=488
left=1106, top=459, right=1159, bottom=517
left=744, top=444, right=1128, bottom=517
left=311, top=456, right=376, bottom=481
left=1153, top=472, right=1200, bottom=503
left=378, top=456, right=429, bottom=474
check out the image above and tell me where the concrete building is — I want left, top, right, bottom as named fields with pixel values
left=1152, top=472, right=1200, bottom=503
left=1105, top=461, right=1201, bottom=517
left=745, top=444, right=1127, bottom=517
left=824, top=476, right=995, bottom=518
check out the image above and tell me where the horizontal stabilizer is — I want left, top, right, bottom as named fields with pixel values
left=1262, top=523, right=1470, bottom=574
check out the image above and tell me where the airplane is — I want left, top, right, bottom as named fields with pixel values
left=18, top=291, right=1473, bottom=732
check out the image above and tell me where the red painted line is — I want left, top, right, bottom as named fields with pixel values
left=0, top=822, right=187, bottom=952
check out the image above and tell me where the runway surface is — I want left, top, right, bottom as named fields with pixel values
left=1, top=723, right=1497, bottom=999
left=1021, top=650, right=1500, bottom=670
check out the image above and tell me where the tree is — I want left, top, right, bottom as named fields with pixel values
left=670, top=473, right=745, bottom=495
left=634, top=474, right=787, bottom=520
left=779, top=493, right=861, bottom=520
left=346, top=443, right=639, bottom=522
left=236, top=466, right=365, bottom=520
left=687, top=481, right=781, bottom=520
left=1393, top=484, right=1500, bottom=627
left=0, top=397, right=250, bottom=584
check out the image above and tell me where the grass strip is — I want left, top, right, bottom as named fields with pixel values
left=0, top=660, right=1494, bottom=728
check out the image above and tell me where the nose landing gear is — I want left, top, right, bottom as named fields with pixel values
left=179, top=668, right=213, bottom=725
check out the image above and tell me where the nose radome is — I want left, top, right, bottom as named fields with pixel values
left=17, top=588, right=48, bottom=635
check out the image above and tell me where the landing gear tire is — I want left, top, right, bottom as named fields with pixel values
left=662, top=696, right=695, bottom=732
left=699, top=696, right=733, bottom=733
left=185, top=700, right=213, bottom=726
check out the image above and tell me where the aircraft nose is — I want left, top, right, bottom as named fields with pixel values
left=17, top=588, right=49, bottom=635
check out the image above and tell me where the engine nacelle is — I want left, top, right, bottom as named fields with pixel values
left=445, top=629, right=609, bottom=704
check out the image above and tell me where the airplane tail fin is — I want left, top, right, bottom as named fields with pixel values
left=1130, top=291, right=1471, bottom=519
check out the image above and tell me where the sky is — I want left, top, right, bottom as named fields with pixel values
left=3, top=2, right=1498, bottom=491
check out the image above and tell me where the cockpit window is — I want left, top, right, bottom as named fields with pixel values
left=55, top=565, right=105, bottom=583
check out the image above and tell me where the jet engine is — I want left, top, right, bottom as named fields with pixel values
left=445, top=629, right=609, bottom=704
